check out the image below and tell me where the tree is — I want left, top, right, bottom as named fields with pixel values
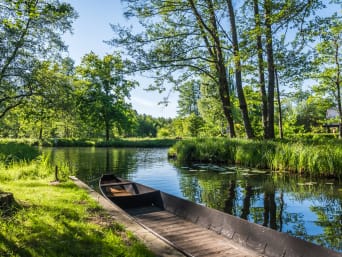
left=23, top=59, right=75, bottom=139
left=0, top=0, right=77, bottom=118
left=183, top=113, right=204, bottom=137
left=226, top=0, right=254, bottom=138
left=197, top=79, right=235, bottom=136
left=109, top=0, right=267, bottom=138
left=311, top=14, right=341, bottom=138
left=252, top=0, right=268, bottom=138
left=177, top=80, right=201, bottom=116
left=240, top=0, right=325, bottom=138
left=76, top=52, right=136, bottom=141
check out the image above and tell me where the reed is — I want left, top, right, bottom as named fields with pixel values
left=0, top=142, right=40, bottom=164
left=170, top=138, right=342, bottom=178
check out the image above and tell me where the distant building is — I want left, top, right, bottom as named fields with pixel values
left=323, top=108, right=340, bottom=133
left=326, top=108, right=339, bottom=119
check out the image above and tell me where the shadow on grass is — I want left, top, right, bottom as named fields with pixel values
left=0, top=233, right=33, bottom=257
left=0, top=182, right=150, bottom=257
left=0, top=204, right=130, bottom=257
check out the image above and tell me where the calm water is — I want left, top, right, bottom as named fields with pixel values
left=43, top=147, right=342, bottom=252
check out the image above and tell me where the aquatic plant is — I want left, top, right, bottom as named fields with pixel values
left=170, top=138, right=342, bottom=178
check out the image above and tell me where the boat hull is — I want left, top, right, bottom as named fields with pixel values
left=99, top=174, right=341, bottom=257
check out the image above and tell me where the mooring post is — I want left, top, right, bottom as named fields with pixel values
left=55, top=165, right=59, bottom=181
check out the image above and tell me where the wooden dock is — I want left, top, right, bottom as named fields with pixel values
left=128, top=207, right=262, bottom=257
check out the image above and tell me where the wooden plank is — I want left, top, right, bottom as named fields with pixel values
left=136, top=210, right=174, bottom=219
left=158, top=225, right=205, bottom=236
left=139, top=217, right=205, bottom=235
left=174, top=234, right=225, bottom=247
left=136, top=210, right=262, bottom=257
left=101, top=181, right=133, bottom=187
left=142, top=219, right=184, bottom=231
left=108, top=196, right=262, bottom=257
left=126, top=206, right=162, bottom=216
left=190, top=245, right=232, bottom=256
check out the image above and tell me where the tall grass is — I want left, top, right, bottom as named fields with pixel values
left=0, top=142, right=40, bottom=164
left=170, top=138, right=342, bottom=178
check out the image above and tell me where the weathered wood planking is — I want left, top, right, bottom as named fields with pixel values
left=100, top=175, right=342, bottom=257
left=131, top=208, right=262, bottom=257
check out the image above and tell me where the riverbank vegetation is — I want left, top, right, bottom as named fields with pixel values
left=169, top=138, right=342, bottom=178
left=0, top=149, right=153, bottom=256
left=0, top=138, right=177, bottom=148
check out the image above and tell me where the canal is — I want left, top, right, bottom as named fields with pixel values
left=43, top=147, right=342, bottom=252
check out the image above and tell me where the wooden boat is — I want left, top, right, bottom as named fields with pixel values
left=99, top=174, right=341, bottom=257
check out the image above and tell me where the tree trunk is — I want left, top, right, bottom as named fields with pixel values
left=335, top=39, right=342, bottom=139
left=226, top=0, right=254, bottom=139
left=105, top=121, right=110, bottom=142
left=39, top=124, right=43, bottom=140
left=0, top=192, right=15, bottom=209
left=190, top=0, right=236, bottom=137
left=265, top=0, right=275, bottom=139
left=253, top=0, right=268, bottom=139
left=275, top=69, right=283, bottom=139
left=217, top=63, right=237, bottom=138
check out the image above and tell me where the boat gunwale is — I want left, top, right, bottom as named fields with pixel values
left=99, top=174, right=342, bottom=257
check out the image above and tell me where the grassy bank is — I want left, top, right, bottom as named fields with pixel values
left=0, top=142, right=40, bottom=164
left=169, top=138, right=342, bottom=178
left=0, top=160, right=154, bottom=256
left=0, top=138, right=177, bottom=148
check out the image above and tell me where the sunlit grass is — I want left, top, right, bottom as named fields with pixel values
left=170, top=138, right=342, bottom=178
left=0, top=161, right=154, bottom=257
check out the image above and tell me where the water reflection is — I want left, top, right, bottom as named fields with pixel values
left=43, top=147, right=342, bottom=252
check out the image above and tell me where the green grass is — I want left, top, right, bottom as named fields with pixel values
left=0, top=161, right=154, bottom=257
left=0, top=142, right=40, bottom=164
left=169, top=138, right=342, bottom=178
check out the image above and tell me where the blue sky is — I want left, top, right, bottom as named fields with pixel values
left=62, top=0, right=178, bottom=118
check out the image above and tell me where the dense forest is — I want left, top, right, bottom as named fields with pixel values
left=0, top=0, right=341, bottom=141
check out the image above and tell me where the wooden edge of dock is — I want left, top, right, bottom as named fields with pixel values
left=69, top=176, right=186, bottom=257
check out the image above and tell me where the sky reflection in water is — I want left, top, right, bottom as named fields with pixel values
left=44, top=147, right=342, bottom=252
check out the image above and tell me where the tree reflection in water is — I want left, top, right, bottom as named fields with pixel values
left=44, top=148, right=342, bottom=252
left=178, top=168, right=341, bottom=252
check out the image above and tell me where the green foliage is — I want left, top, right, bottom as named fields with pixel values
left=0, top=0, right=77, bottom=118
left=177, top=80, right=201, bottom=116
left=95, top=138, right=177, bottom=148
left=157, top=127, right=172, bottom=138
left=127, top=114, right=172, bottom=138
left=48, top=138, right=94, bottom=147
left=75, top=52, right=137, bottom=141
left=170, top=138, right=342, bottom=178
